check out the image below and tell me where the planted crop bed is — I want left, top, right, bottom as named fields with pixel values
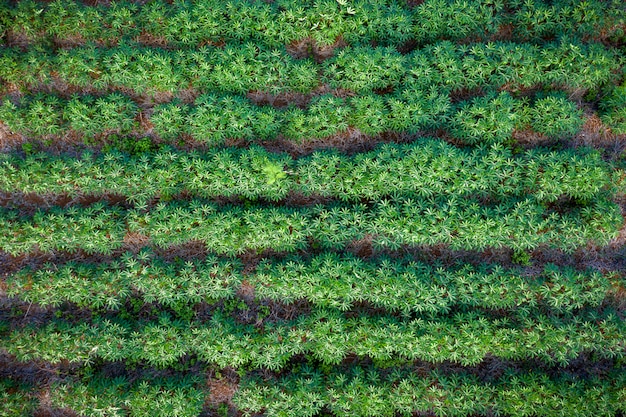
left=1, top=0, right=626, bottom=416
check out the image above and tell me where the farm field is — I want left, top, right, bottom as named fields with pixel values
left=1, top=0, right=626, bottom=416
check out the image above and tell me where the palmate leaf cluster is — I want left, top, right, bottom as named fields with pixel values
left=6, top=252, right=618, bottom=316
left=600, top=84, right=626, bottom=134
left=0, top=89, right=591, bottom=144
left=48, top=378, right=204, bottom=417
left=1, top=36, right=621, bottom=145
left=0, top=93, right=138, bottom=139
left=1, top=39, right=620, bottom=95
left=1, top=141, right=613, bottom=203
left=46, top=367, right=626, bottom=417
left=0, top=380, right=37, bottom=417
left=1, top=0, right=626, bottom=415
left=0, top=195, right=621, bottom=256
left=2, top=0, right=624, bottom=48
left=235, top=367, right=626, bottom=417
left=4, top=310, right=626, bottom=370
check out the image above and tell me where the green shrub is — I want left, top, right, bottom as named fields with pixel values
left=55, top=46, right=102, bottom=88
left=0, top=381, right=37, bottom=417
left=529, top=95, right=584, bottom=138
left=413, top=0, right=503, bottom=43
left=44, top=0, right=102, bottom=41
left=50, top=378, right=128, bottom=417
left=126, top=382, right=204, bottom=417
left=283, top=95, right=351, bottom=140
left=109, top=134, right=156, bottom=156
left=64, top=93, right=138, bottom=136
left=151, top=103, right=190, bottom=140
left=387, top=86, right=452, bottom=132
left=323, top=46, right=407, bottom=93
left=349, top=95, right=390, bottom=135
left=187, top=94, right=275, bottom=144
left=0, top=95, right=63, bottom=137
left=600, top=85, right=626, bottom=135
left=449, top=92, right=527, bottom=144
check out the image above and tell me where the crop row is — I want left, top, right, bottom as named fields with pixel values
left=1, top=40, right=620, bottom=97
left=10, top=366, right=622, bottom=417
left=4, top=311, right=625, bottom=369
left=0, top=140, right=614, bottom=204
left=0, top=377, right=204, bottom=417
left=0, top=196, right=622, bottom=256
left=600, top=84, right=626, bottom=134
left=0, top=91, right=586, bottom=144
left=3, top=0, right=623, bottom=49
left=234, top=367, right=626, bottom=417
left=31, top=370, right=626, bottom=417
left=6, top=251, right=619, bottom=315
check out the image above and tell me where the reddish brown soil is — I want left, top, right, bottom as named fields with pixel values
left=286, top=37, right=347, bottom=63
left=449, top=86, right=486, bottom=104
left=175, top=88, right=202, bottom=105
left=259, top=129, right=417, bottom=158
left=405, top=0, right=425, bottom=7
left=347, top=233, right=375, bottom=259
left=4, top=30, right=33, bottom=49
left=570, top=113, right=626, bottom=159
left=0, top=191, right=130, bottom=215
left=135, top=32, right=171, bottom=49
left=511, top=128, right=550, bottom=148
left=206, top=368, right=239, bottom=408
left=247, top=84, right=355, bottom=109
left=122, top=232, right=152, bottom=252
left=492, top=23, right=515, bottom=41
left=0, top=122, right=26, bottom=152
left=52, top=34, right=87, bottom=49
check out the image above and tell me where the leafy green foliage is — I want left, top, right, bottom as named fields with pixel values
left=413, top=0, right=503, bottom=43
left=323, top=46, right=407, bottom=93
left=0, top=140, right=613, bottom=204
left=0, top=202, right=126, bottom=255
left=187, top=94, right=279, bottom=143
left=3, top=0, right=624, bottom=51
left=235, top=366, right=626, bottom=417
left=450, top=92, right=528, bottom=144
left=600, top=85, right=626, bottom=135
left=4, top=311, right=626, bottom=370
left=262, top=162, right=287, bottom=185
left=387, top=86, right=451, bottom=132
left=64, top=93, right=138, bottom=136
left=125, top=381, right=204, bottom=417
left=348, top=94, right=390, bottom=135
left=283, top=95, right=351, bottom=140
left=0, top=380, right=37, bottom=417
left=49, top=377, right=204, bottom=417
left=101, top=47, right=182, bottom=94
left=0, top=193, right=621, bottom=256
left=0, top=95, right=63, bottom=137
left=529, top=95, right=584, bottom=138
left=2, top=1, right=626, bottom=415
left=7, top=252, right=616, bottom=315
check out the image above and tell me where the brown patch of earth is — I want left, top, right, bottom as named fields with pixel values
left=247, top=84, right=355, bottom=110
left=122, top=232, right=151, bottom=252
left=52, top=34, right=86, bottom=49
left=286, top=36, right=346, bottom=63
left=0, top=122, right=26, bottom=152
left=259, top=128, right=417, bottom=158
left=206, top=368, right=239, bottom=409
left=511, top=128, right=550, bottom=148
left=570, top=113, right=626, bottom=159
left=491, top=23, right=515, bottom=41
left=4, top=30, right=33, bottom=49
left=0, top=191, right=130, bottom=215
